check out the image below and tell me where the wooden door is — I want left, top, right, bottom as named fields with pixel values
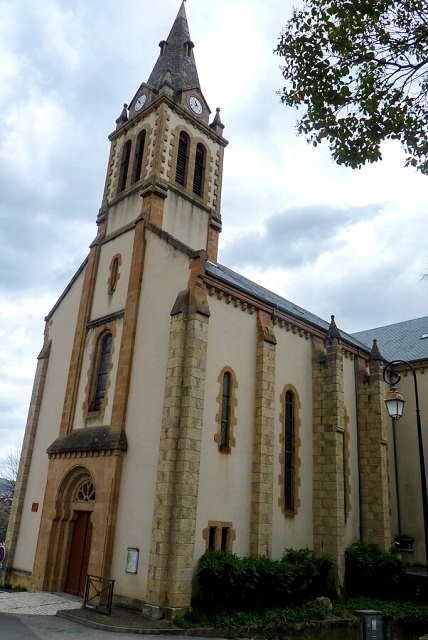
left=64, top=511, right=92, bottom=596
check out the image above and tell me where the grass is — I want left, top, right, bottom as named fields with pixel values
left=333, top=596, right=428, bottom=624
left=174, top=596, right=428, bottom=632
left=175, top=605, right=328, bottom=629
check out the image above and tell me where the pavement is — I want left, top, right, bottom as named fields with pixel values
left=0, top=590, right=82, bottom=616
left=0, top=590, right=217, bottom=636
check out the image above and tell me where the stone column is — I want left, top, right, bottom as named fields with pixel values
left=357, top=341, right=391, bottom=549
left=250, top=311, right=276, bottom=557
left=312, top=316, right=346, bottom=586
left=146, top=305, right=187, bottom=610
left=111, top=218, right=146, bottom=429
left=147, top=267, right=210, bottom=615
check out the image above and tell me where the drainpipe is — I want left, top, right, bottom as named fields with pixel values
left=354, top=355, right=364, bottom=541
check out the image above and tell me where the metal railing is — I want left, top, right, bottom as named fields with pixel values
left=83, top=575, right=115, bottom=616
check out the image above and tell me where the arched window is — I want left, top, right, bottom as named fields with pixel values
left=193, top=143, right=206, bottom=197
left=91, top=333, right=112, bottom=412
left=175, top=131, right=189, bottom=186
left=220, top=371, right=231, bottom=449
left=279, top=385, right=301, bottom=516
left=118, top=140, right=132, bottom=193
left=215, top=367, right=237, bottom=453
left=132, top=130, right=146, bottom=183
left=75, top=480, right=96, bottom=502
left=108, top=254, right=121, bottom=294
left=284, top=390, right=294, bottom=510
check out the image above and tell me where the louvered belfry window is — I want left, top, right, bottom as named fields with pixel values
left=118, top=140, right=132, bottom=193
left=284, top=390, right=294, bottom=510
left=175, top=132, right=189, bottom=186
left=132, top=130, right=146, bottom=183
left=193, top=143, right=206, bottom=196
left=92, top=333, right=112, bottom=411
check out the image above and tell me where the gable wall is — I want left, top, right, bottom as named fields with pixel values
left=91, top=231, right=134, bottom=316
left=71, top=230, right=135, bottom=431
left=13, top=270, right=85, bottom=572
left=110, top=231, right=191, bottom=598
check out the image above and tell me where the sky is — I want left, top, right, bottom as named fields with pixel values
left=1, top=0, right=428, bottom=456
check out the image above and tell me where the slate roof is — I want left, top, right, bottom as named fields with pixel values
left=47, top=427, right=127, bottom=456
left=147, top=2, right=200, bottom=93
left=206, top=262, right=369, bottom=352
left=352, top=316, right=428, bottom=363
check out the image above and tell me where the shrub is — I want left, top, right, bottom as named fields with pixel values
left=345, top=542, right=405, bottom=599
left=196, top=548, right=333, bottom=610
left=282, top=548, right=334, bottom=599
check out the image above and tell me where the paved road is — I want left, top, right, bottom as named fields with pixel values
left=0, top=612, right=196, bottom=638
left=0, top=592, right=207, bottom=640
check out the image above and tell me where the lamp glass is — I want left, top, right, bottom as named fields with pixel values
left=385, top=387, right=405, bottom=420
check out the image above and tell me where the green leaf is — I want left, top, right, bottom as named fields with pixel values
left=275, top=0, right=428, bottom=174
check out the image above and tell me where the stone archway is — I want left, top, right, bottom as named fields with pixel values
left=31, top=428, right=127, bottom=593
left=33, top=466, right=95, bottom=593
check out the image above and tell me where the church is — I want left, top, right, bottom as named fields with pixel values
left=3, top=2, right=428, bottom=616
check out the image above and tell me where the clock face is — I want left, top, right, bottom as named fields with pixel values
left=135, top=94, right=147, bottom=112
left=189, top=96, right=203, bottom=115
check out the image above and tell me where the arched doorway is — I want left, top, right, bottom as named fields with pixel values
left=64, top=479, right=95, bottom=596
left=32, top=440, right=126, bottom=595
left=64, top=511, right=92, bottom=596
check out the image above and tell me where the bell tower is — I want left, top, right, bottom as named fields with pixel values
left=99, top=2, right=227, bottom=262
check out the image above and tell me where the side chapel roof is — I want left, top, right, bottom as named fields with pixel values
left=207, top=262, right=368, bottom=352
left=353, top=316, right=428, bottom=363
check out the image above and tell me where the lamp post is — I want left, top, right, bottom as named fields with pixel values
left=383, top=360, right=428, bottom=572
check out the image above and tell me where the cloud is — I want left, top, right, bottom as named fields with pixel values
left=0, top=0, right=428, bottom=458
left=0, top=293, right=51, bottom=449
left=220, top=203, right=384, bottom=269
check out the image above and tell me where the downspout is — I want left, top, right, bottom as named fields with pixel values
left=354, top=354, right=364, bottom=541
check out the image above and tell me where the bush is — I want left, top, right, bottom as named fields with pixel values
left=345, top=542, right=405, bottom=599
left=282, top=548, right=334, bottom=599
left=196, top=548, right=333, bottom=610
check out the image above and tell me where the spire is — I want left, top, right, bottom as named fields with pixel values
left=147, top=2, right=200, bottom=93
left=369, top=338, right=384, bottom=363
left=115, top=103, right=128, bottom=129
left=325, top=315, right=341, bottom=343
left=210, top=108, right=225, bottom=134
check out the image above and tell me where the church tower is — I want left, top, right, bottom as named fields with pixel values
left=5, top=3, right=228, bottom=607
left=100, top=2, right=227, bottom=262
left=4, top=1, right=395, bottom=613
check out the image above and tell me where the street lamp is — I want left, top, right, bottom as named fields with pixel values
left=385, top=386, right=405, bottom=421
left=383, top=360, right=428, bottom=572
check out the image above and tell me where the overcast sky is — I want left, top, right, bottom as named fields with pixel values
left=1, top=0, right=428, bottom=456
